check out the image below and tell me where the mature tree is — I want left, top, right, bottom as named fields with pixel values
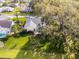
left=32, top=0, right=79, bottom=55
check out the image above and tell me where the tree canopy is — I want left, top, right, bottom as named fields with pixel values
left=32, top=0, right=79, bottom=54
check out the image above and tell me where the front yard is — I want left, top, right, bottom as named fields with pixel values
left=0, top=34, right=29, bottom=58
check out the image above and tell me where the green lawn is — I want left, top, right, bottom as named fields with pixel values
left=11, top=17, right=26, bottom=21
left=0, top=36, right=29, bottom=58
left=1, top=11, right=15, bottom=14
left=0, top=49, right=20, bottom=58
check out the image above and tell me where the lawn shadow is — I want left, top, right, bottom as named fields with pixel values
left=0, top=37, right=9, bottom=42
left=11, top=30, right=28, bottom=38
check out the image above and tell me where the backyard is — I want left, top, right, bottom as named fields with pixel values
left=0, top=30, right=29, bottom=58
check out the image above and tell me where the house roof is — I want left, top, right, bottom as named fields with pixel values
left=24, top=16, right=42, bottom=31
left=21, top=7, right=32, bottom=12
left=24, top=20, right=37, bottom=31
left=0, top=20, right=13, bottom=28
left=26, top=16, right=42, bottom=25
left=0, top=15, right=13, bottom=28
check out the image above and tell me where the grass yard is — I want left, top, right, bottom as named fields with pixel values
left=11, top=17, right=26, bottom=21
left=0, top=49, right=20, bottom=58
left=1, top=11, right=16, bottom=15
left=0, top=35, right=29, bottom=58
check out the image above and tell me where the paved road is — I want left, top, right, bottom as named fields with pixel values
left=0, top=14, right=26, bottom=18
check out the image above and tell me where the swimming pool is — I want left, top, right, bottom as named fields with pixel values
left=0, top=31, right=8, bottom=38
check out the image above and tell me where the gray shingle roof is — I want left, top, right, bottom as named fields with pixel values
left=0, top=15, right=13, bottom=28
left=26, top=16, right=42, bottom=25
left=0, top=20, right=12, bottom=28
left=24, top=16, right=42, bottom=32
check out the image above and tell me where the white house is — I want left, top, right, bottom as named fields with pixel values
left=24, top=16, right=42, bottom=34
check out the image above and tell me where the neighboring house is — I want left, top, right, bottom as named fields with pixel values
left=0, top=16, right=15, bottom=38
left=0, top=6, right=14, bottom=12
left=24, top=16, right=42, bottom=34
left=20, top=0, right=33, bottom=12
left=21, top=6, right=32, bottom=12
